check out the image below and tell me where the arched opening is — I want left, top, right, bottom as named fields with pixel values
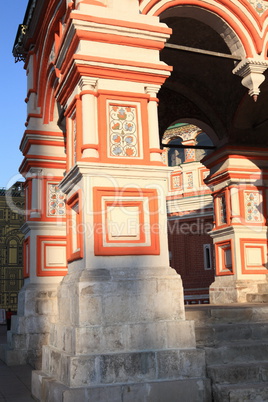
left=156, top=5, right=268, bottom=146
left=155, top=3, right=268, bottom=304
left=162, top=122, right=215, bottom=166
left=162, top=121, right=215, bottom=303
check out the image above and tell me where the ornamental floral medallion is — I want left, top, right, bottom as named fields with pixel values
left=172, top=173, right=182, bottom=189
left=248, top=0, right=268, bottom=15
left=186, top=172, right=193, bottom=189
left=244, top=191, right=263, bottom=222
left=47, top=184, right=66, bottom=217
left=109, top=105, right=139, bottom=158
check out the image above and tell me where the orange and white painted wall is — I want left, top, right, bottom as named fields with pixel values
left=14, top=0, right=268, bottom=304
left=203, top=147, right=268, bottom=302
left=8, top=0, right=268, bottom=382
left=18, top=0, right=175, bottom=284
left=18, top=0, right=268, bottom=297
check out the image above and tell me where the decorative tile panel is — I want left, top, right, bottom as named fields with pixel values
left=47, top=184, right=66, bottom=217
left=244, top=191, right=263, bottom=222
left=109, top=105, right=139, bottom=158
left=186, top=172, right=193, bottom=189
left=248, top=0, right=268, bottom=15
left=161, top=148, right=168, bottom=166
left=185, top=148, right=195, bottom=161
left=172, top=173, right=182, bottom=190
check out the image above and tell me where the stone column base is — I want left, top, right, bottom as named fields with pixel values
left=0, top=282, right=59, bottom=369
left=31, top=266, right=210, bottom=400
left=209, top=277, right=268, bottom=304
left=32, top=351, right=211, bottom=402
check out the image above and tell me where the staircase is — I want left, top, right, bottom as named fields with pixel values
left=186, top=304, right=268, bottom=402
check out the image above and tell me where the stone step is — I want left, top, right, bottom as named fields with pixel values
left=188, top=304, right=268, bottom=401
left=185, top=304, right=268, bottom=325
left=195, top=322, right=268, bottom=347
left=205, top=342, right=268, bottom=365
left=247, top=293, right=268, bottom=303
left=207, top=361, right=268, bottom=385
left=212, top=382, right=268, bottom=402
left=42, top=345, right=206, bottom=388
left=32, top=371, right=212, bottom=402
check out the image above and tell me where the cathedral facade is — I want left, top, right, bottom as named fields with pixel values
left=5, top=0, right=268, bottom=400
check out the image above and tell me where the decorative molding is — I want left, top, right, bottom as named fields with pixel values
left=233, top=59, right=268, bottom=100
left=145, top=85, right=161, bottom=96
left=28, top=168, right=43, bottom=176
left=78, top=76, right=98, bottom=91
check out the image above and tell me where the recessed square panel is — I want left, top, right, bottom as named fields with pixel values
left=107, top=205, right=140, bottom=240
left=215, top=240, right=234, bottom=276
left=246, top=247, right=262, bottom=266
left=224, top=248, right=232, bottom=268
left=45, top=245, right=66, bottom=267
left=93, top=187, right=159, bottom=255
left=37, top=236, right=67, bottom=277
left=66, top=191, right=84, bottom=262
left=240, top=239, right=267, bottom=274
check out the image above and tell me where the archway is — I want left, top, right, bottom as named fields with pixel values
left=162, top=121, right=215, bottom=303
left=154, top=3, right=268, bottom=146
left=154, top=3, right=268, bottom=303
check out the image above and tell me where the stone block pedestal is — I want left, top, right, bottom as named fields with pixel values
left=32, top=266, right=210, bottom=401
left=210, top=277, right=268, bottom=304
left=32, top=371, right=211, bottom=402
left=0, top=283, right=58, bottom=369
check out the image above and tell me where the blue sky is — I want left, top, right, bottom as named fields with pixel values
left=0, top=1, right=29, bottom=188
